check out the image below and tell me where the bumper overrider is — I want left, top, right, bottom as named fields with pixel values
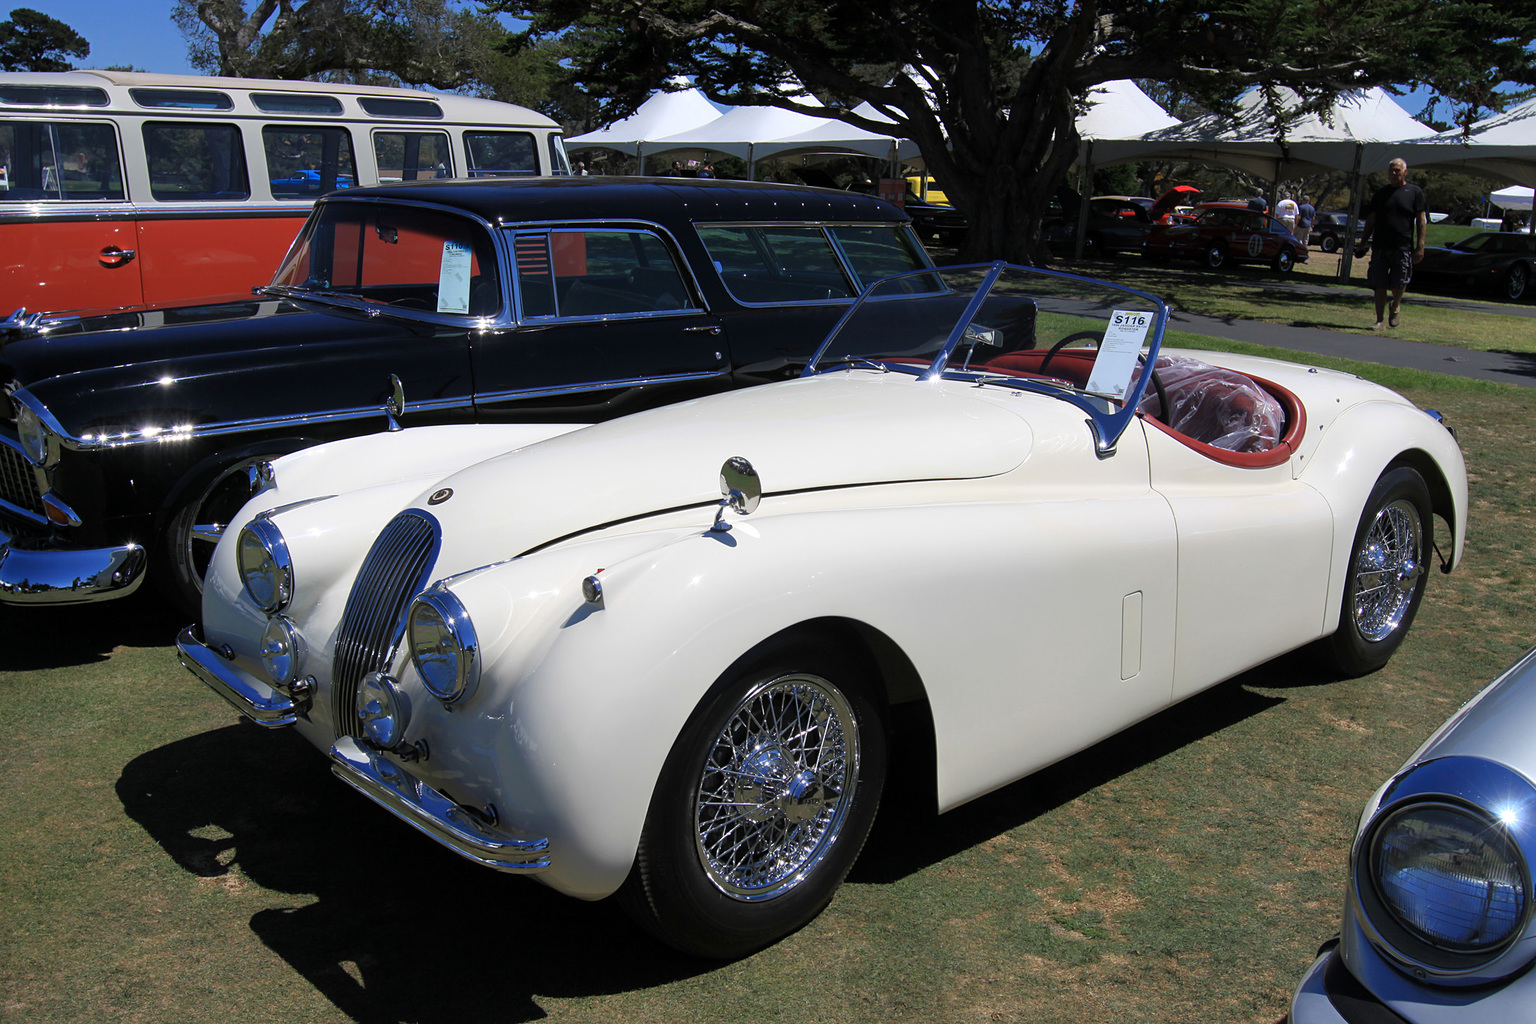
left=177, top=625, right=550, bottom=873
left=0, top=522, right=147, bottom=604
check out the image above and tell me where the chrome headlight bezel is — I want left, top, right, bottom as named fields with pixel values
left=408, top=588, right=480, bottom=704
left=236, top=517, right=293, bottom=613
left=14, top=398, right=58, bottom=468
left=1353, top=756, right=1536, bottom=985
left=258, top=615, right=304, bottom=686
left=358, top=671, right=411, bottom=749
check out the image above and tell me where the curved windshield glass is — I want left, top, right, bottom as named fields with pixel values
left=806, top=262, right=1168, bottom=452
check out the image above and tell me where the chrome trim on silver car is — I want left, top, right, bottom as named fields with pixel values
left=176, top=625, right=300, bottom=728
left=330, top=736, right=551, bottom=871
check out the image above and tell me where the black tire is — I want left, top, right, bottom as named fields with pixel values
left=1320, top=234, right=1339, bottom=254
left=158, top=450, right=292, bottom=616
left=619, top=640, right=887, bottom=958
left=1506, top=263, right=1529, bottom=301
left=1273, top=249, right=1295, bottom=274
left=1322, top=467, right=1432, bottom=677
left=1205, top=242, right=1229, bottom=269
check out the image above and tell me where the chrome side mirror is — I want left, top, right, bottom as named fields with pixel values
left=711, top=456, right=761, bottom=532
left=385, top=373, right=405, bottom=431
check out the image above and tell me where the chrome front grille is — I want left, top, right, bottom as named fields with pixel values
left=331, top=509, right=441, bottom=738
left=0, top=438, right=43, bottom=517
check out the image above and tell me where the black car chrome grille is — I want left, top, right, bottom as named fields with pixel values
left=331, top=509, right=441, bottom=738
left=0, top=439, right=43, bottom=517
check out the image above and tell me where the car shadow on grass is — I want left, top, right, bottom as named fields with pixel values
left=116, top=721, right=711, bottom=1022
left=0, top=585, right=184, bottom=670
left=114, top=648, right=1338, bottom=1017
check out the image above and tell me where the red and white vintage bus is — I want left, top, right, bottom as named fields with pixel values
left=0, top=71, right=569, bottom=317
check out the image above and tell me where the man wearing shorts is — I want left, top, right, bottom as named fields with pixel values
left=1356, top=158, right=1426, bottom=329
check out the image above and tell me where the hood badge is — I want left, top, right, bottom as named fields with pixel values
left=428, top=487, right=453, bottom=505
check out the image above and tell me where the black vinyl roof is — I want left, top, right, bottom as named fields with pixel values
left=322, top=175, right=909, bottom=225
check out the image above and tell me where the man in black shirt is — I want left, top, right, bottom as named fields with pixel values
left=1356, top=157, right=1427, bottom=329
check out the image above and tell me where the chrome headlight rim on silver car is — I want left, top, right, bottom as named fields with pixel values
left=236, top=517, right=293, bottom=613
left=408, top=587, right=480, bottom=704
left=1353, top=756, right=1536, bottom=985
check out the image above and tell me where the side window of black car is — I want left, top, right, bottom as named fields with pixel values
left=511, top=228, right=698, bottom=319
left=697, top=225, right=857, bottom=304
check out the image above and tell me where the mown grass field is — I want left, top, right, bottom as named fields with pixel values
left=3, top=270, right=1534, bottom=1023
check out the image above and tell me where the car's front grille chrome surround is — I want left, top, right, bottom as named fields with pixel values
left=0, top=437, right=44, bottom=517
left=331, top=509, right=440, bottom=738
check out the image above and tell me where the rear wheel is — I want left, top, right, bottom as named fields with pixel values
left=619, top=641, right=887, bottom=958
left=1322, top=467, right=1432, bottom=677
left=1320, top=234, right=1340, bottom=254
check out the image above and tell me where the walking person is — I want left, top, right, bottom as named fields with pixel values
left=1355, top=158, right=1427, bottom=330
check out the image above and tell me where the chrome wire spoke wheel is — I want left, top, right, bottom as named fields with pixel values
left=693, top=673, right=859, bottom=901
left=1351, top=497, right=1424, bottom=642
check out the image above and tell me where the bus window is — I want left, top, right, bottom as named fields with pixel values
left=374, top=130, right=451, bottom=181
left=144, top=122, right=250, bottom=201
left=264, top=125, right=357, bottom=198
left=465, top=131, right=537, bottom=177
left=0, top=120, right=123, bottom=200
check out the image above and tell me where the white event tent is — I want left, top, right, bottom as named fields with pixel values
left=1392, top=97, right=1536, bottom=188
left=1077, top=79, right=1181, bottom=148
left=565, top=86, right=726, bottom=161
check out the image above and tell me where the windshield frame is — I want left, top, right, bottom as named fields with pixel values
left=804, top=261, right=1170, bottom=455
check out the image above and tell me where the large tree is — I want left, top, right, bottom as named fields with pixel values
left=0, top=7, right=89, bottom=71
left=492, top=0, right=1536, bottom=262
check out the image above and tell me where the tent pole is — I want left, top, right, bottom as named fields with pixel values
left=1339, top=143, right=1365, bottom=281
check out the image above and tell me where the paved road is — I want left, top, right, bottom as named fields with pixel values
left=1165, top=308, right=1536, bottom=389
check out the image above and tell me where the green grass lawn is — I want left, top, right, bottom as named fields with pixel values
left=3, top=344, right=1533, bottom=1023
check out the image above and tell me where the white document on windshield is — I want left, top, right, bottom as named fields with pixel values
left=437, top=240, right=473, bottom=314
left=1086, top=310, right=1153, bottom=400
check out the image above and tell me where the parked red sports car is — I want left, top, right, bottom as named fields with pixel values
left=1144, top=202, right=1309, bottom=273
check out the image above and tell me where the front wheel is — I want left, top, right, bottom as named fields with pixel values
left=1506, top=263, right=1529, bottom=301
left=1273, top=249, right=1295, bottom=274
left=1205, top=242, right=1229, bottom=269
left=620, top=643, right=887, bottom=958
left=1322, top=467, right=1432, bottom=677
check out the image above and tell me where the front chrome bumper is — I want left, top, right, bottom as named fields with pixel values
left=330, top=737, right=551, bottom=872
left=0, top=525, right=147, bottom=604
left=177, top=624, right=301, bottom=728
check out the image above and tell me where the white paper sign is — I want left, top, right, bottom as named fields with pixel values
left=437, top=240, right=472, bottom=314
left=1085, top=310, right=1153, bottom=399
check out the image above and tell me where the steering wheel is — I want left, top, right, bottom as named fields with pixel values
left=1138, top=354, right=1171, bottom=424
left=1038, top=330, right=1104, bottom=372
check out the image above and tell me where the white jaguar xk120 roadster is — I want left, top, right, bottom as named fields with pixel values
left=180, top=263, right=1467, bottom=957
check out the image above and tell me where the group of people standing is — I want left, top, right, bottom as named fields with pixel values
left=1275, top=193, right=1316, bottom=246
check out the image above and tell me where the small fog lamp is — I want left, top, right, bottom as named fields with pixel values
left=258, top=616, right=303, bottom=685
left=358, top=672, right=410, bottom=749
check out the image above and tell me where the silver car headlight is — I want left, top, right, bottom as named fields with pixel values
left=258, top=616, right=304, bottom=685
left=358, top=671, right=411, bottom=748
left=236, top=518, right=293, bottom=613
left=14, top=400, right=57, bottom=468
left=1355, top=757, right=1536, bottom=984
left=408, top=588, right=479, bottom=704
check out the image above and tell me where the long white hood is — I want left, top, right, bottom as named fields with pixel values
left=421, top=370, right=1034, bottom=555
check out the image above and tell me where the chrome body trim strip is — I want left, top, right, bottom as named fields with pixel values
left=0, top=528, right=146, bottom=604
left=25, top=369, right=729, bottom=452
left=330, top=736, right=552, bottom=871
left=176, top=625, right=299, bottom=728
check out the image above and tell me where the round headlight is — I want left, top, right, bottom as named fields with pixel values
left=408, top=589, right=479, bottom=704
left=237, top=518, right=292, bottom=612
left=15, top=401, right=55, bottom=467
left=358, top=671, right=410, bottom=748
left=1371, top=802, right=1528, bottom=953
left=258, top=616, right=303, bottom=685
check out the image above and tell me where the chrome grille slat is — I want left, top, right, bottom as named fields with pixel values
left=331, top=510, right=440, bottom=738
left=0, top=440, right=43, bottom=516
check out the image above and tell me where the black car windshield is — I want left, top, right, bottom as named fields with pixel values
left=805, top=262, right=1168, bottom=452
left=268, top=200, right=501, bottom=317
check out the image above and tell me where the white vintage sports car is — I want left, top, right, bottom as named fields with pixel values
left=180, top=263, right=1467, bottom=958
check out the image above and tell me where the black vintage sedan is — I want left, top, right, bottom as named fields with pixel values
left=1414, top=231, right=1536, bottom=301
left=0, top=177, right=930, bottom=611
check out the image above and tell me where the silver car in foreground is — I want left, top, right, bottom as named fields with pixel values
left=1291, top=644, right=1536, bottom=1023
